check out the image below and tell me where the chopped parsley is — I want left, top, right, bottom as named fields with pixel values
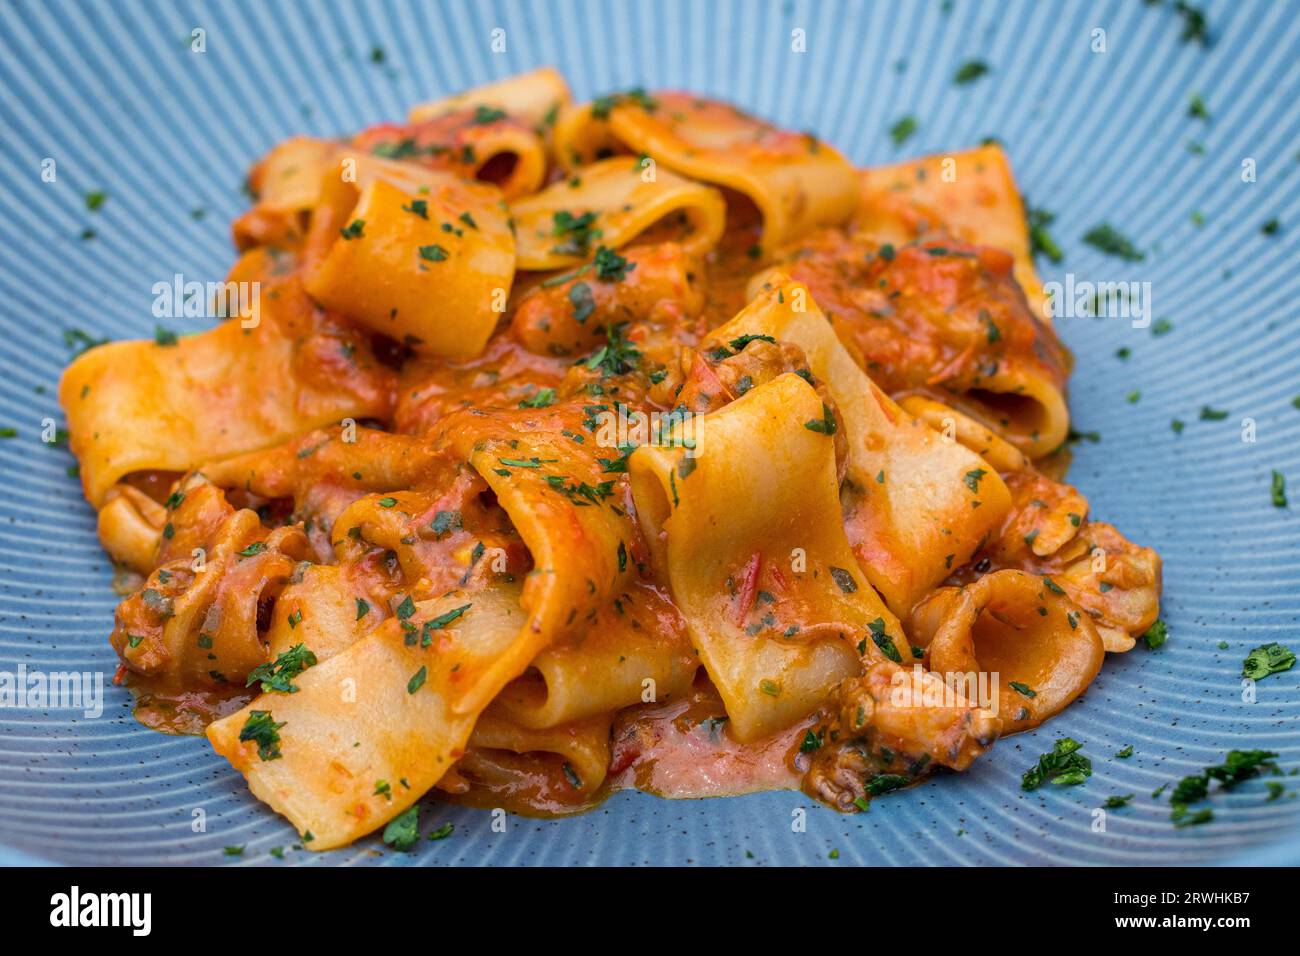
left=829, top=567, right=857, bottom=594
left=1082, top=223, right=1145, bottom=261
left=804, top=403, right=838, bottom=435
left=593, top=245, right=635, bottom=281
left=430, top=510, right=463, bottom=537
left=246, top=643, right=318, bottom=694
left=518, top=387, right=557, bottom=409
left=1025, top=205, right=1064, bottom=263
left=589, top=87, right=658, bottom=120
left=582, top=323, right=640, bottom=376
left=867, top=617, right=902, bottom=663
left=424, top=604, right=472, bottom=632
left=889, top=115, right=918, bottom=148
left=1271, top=469, right=1287, bottom=508
left=800, top=729, right=824, bottom=753
left=1140, top=619, right=1168, bottom=650
left=1242, top=642, right=1295, bottom=680
left=568, top=281, right=596, bottom=323
left=407, top=665, right=428, bottom=694
left=427, top=822, right=454, bottom=841
left=63, top=328, right=109, bottom=356
left=382, top=805, right=420, bottom=851
left=471, top=105, right=506, bottom=124
left=1169, top=749, right=1278, bottom=825
left=865, top=774, right=910, bottom=795
left=239, top=710, right=285, bottom=761
left=552, top=209, right=601, bottom=256
left=1174, top=1, right=1209, bottom=45
left=953, top=60, right=990, bottom=85
left=1021, top=737, right=1091, bottom=790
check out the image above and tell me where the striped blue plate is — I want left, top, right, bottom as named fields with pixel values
left=1, top=0, right=1297, bottom=865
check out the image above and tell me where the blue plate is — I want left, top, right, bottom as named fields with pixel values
left=1, top=0, right=1297, bottom=866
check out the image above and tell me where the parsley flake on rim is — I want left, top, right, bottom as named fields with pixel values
left=888, top=114, right=917, bottom=148
left=1021, top=737, right=1091, bottom=790
left=382, top=805, right=420, bottom=851
left=1081, top=223, right=1144, bottom=262
left=953, top=59, right=990, bottom=85
left=1242, top=642, right=1295, bottom=680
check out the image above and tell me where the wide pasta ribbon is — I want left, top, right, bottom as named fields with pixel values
left=552, top=91, right=858, bottom=248
left=509, top=156, right=725, bottom=271
left=59, top=247, right=394, bottom=508
left=460, top=705, right=614, bottom=800
left=301, top=158, right=516, bottom=359
left=436, top=403, right=640, bottom=712
left=207, top=396, right=642, bottom=845
left=629, top=373, right=903, bottom=742
left=233, top=136, right=337, bottom=249
left=493, top=581, right=697, bottom=730
left=237, top=102, right=551, bottom=250
left=706, top=274, right=1012, bottom=617
left=855, top=144, right=1050, bottom=322
left=207, top=585, right=526, bottom=849
left=408, top=66, right=572, bottom=131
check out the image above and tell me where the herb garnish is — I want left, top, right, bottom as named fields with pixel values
left=1022, top=737, right=1091, bottom=790
left=246, top=643, right=318, bottom=694
left=239, top=710, right=285, bottom=761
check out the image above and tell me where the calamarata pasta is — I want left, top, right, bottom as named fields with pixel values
left=59, top=68, right=1161, bottom=850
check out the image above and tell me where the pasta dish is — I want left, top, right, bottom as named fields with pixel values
left=59, top=68, right=1162, bottom=850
